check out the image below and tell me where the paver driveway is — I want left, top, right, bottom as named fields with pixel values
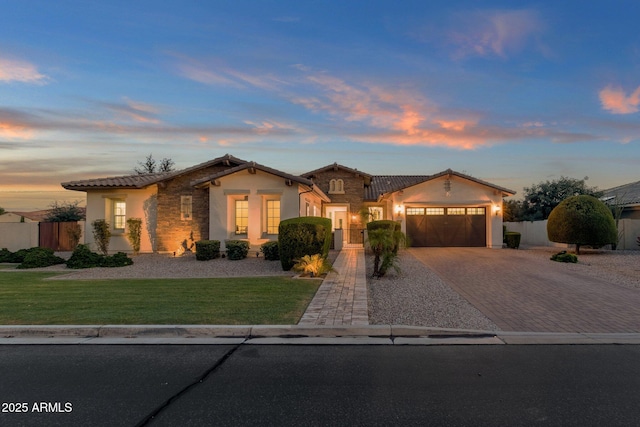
left=409, top=248, right=640, bottom=333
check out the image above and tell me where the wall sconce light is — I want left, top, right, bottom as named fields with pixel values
left=395, top=204, right=403, bottom=215
left=493, top=205, right=501, bottom=216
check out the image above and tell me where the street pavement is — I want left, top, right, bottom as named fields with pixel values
left=2, top=344, right=640, bottom=426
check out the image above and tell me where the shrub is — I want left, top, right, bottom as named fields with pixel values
left=278, top=217, right=332, bottom=271
left=260, top=241, right=280, bottom=260
left=17, top=247, right=66, bottom=269
left=225, top=240, right=249, bottom=260
left=67, top=244, right=104, bottom=269
left=547, top=195, right=617, bottom=254
left=0, top=248, right=12, bottom=263
left=92, top=219, right=111, bottom=255
left=551, top=251, right=578, bottom=263
left=8, top=249, right=30, bottom=264
left=504, top=232, right=521, bottom=249
left=66, top=223, right=82, bottom=250
left=195, top=240, right=221, bottom=261
left=102, top=252, right=133, bottom=267
left=366, top=220, right=402, bottom=254
left=67, top=245, right=133, bottom=268
left=126, top=218, right=142, bottom=255
left=293, top=254, right=334, bottom=277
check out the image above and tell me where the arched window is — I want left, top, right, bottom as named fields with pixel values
left=329, top=179, right=336, bottom=193
left=336, top=179, right=344, bottom=192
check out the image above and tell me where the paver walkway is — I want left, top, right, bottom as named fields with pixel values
left=298, top=247, right=369, bottom=326
left=410, top=248, right=640, bottom=333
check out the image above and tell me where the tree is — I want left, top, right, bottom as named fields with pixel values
left=0, top=207, right=5, bottom=216
left=503, top=199, right=524, bottom=222
left=546, top=195, right=617, bottom=255
left=44, top=201, right=85, bottom=222
left=134, top=154, right=175, bottom=174
left=521, top=176, right=602, bottom=221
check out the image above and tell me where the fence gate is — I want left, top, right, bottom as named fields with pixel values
left=347, top=228, right=365, bottom=245
left=39, top=222, right=78, bottom=251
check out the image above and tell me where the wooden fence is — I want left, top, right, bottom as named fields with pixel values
left=39, top=222, right=81, bottom=251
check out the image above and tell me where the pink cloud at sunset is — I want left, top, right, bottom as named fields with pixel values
left=599, top=85, right=640, bottom=114
left=0, top=57, right=48, bottom=84
left=0, top=121, right=33, bottom=139
left=447, top=9, right=545, bottom=59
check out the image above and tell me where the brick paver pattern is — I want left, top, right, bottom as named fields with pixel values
left=409, top=248, right=640, bottom=333
left=298, top=247, right=369, bottom=326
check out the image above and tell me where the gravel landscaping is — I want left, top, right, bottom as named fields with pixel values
left=366, top=252, right=501, bottom=331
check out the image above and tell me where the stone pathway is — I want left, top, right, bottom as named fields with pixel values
left=298, top=247, right=369, bottom=326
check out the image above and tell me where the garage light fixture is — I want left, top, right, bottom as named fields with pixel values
left=395, top=204, right=403, bottom=215
left=493, top=205, right=501, bottom=216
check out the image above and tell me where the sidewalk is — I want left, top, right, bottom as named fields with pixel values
left=298, top=246, right=369, bottom=326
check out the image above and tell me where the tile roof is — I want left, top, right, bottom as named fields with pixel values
left=61, top=154, right=248, bottom=191
left=192, top=161, right=315, bottom=187
left=602, top=180, right=640, bottom=206
left=365, top=175, right=431, bottom=200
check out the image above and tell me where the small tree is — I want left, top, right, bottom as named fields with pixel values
left=522, top=177, right=602, bottom=221
left=547, top=195, right=617, bottom=255
left=126, top=218, right=142, bottom=255
left=92, top=219, right=111, bottom=255
left=44, top=201, right=85, bottom=222
left=134, top=154, right=175, bottom=174
left=366, top=221, right=406, bottom=278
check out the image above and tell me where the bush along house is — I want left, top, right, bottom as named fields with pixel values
left=62, top=154, right=515, bottom=254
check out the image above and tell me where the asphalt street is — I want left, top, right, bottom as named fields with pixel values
left=1, top=344, right=640, bottom=426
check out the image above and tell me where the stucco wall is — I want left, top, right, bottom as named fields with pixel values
left=388, top=174, right=505, bottom=248
left=0, top=223, right=39, bottom=251
left=85, top=186, right=158, bottom=253
left=207, top=169, right=323, bottom=249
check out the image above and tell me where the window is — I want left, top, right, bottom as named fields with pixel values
left=426, top=208, right=445, bottom=215
left=266, top=200, right=280, bottom=234
left=447, top=208, right=466, bottom=215
left=406, top=208, right=424, bottom=216
left=181, top=196, right=192, bottom=220
left=329, top=179, right=345, bottom=194
left=113, top=200, right=126, bottom=230
left=368, top=207, right=384, bottom=221
left=467, top=207, right=486, bottom=215
left=305, top=202, right=310, bottom=216
left=235, top=200, right=248, bottom=234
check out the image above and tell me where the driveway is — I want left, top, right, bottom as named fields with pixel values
left=409, top=248, right=640, bottom=333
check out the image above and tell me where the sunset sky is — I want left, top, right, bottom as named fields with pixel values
left=1, top=1, right=639, bottom=210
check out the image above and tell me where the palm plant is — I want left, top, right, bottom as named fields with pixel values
left=367, top=228, right=407, bottom=278
left=293, top=254, right=335, bottom=277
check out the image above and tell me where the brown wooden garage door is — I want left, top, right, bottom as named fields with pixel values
left=406, top=207, right=486, bottom=247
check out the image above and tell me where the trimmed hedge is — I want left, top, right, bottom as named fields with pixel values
left=504, top=232, right=521, bottom=249
left=547, top=195, right=617, bottom=254
left=260, top=241, right=280, bottom=261
left=195, top=240, right=221, bottom=261
left=225, top=240, right=249, bottom=260
left=278, top=217, right=332, bottom=271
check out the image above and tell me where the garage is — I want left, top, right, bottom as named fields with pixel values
left=406, top=207, right=486, bottom=247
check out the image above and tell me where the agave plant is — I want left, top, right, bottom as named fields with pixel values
left=293, top=254, right=335, bottom=277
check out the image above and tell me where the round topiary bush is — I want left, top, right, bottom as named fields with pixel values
left=547, top=195, right=617, bottom=254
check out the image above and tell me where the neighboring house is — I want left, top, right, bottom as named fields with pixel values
left=62, top=154, right=515, bottom=254
left=0, top=210, right=49, bottom=223
left=602, top=180, right=640, bottom=219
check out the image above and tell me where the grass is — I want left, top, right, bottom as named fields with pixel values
left=0, top=271, right=321, bottom=325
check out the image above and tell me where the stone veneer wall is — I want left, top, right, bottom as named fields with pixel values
left=310, top=170, right=366, bottom=227
left=155, top=165, right=232, bottom=253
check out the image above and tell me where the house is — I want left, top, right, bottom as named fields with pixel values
left=0, top=210, right=49, bottom=223
left=602, top=180, right=640, bottom=219
left=61, top=154, right=515, bottom=254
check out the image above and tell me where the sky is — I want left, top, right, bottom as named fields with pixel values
left=1, top=0, right=639, bottom=211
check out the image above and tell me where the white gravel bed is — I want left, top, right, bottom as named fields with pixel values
left=366, top=252, right=500, bottom=331
left=515, top=246, right=640, bottom=290
left=20, top=253, right=293, bottom=280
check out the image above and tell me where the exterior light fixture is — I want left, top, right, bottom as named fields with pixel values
left=395, top=204, right=403, bottom=215
left=493, top=205, right=501, bottom=216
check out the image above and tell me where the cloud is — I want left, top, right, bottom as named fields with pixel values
left=0, top=57, right=49, bottom=84
left=97, top=98, right=163, bottom=124
left=446, top=9, right=545, bottom=59
left=173, top=55, right=282, bottom=90
left=599, top=85, right=640, bottom=114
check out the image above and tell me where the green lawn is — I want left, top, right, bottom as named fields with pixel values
left=0, top=272, right=321, bottom=325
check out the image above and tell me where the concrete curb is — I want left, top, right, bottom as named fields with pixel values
left=1, top=325, right=640, bottom=345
